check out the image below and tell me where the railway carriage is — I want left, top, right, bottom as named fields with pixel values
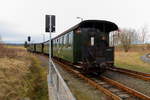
left=52, top=31, right=74, bottom=62
left=35, top=43, right=43, bottom=53
left=52, top=20, right=118, bottom=73
left=43, top=41, right=49, bottom=54
left=27, top=20, right=118, bottom=74
left=27, top=44, right=36, bottom=52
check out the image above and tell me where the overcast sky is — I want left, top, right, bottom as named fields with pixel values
left=0, top=0, right=150, bottom=43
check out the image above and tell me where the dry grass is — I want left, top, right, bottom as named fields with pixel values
left=6, top=45, right=26, bottom=50
left=0, top=46, right=31, bottom=100
left=115, top=51, right=150, bottom=73
left=0, top=58, right=31, bottom=100
left=0, top=44, right=48, bottom=100
left=115, top=44, right=150, bottom=52
left=27, top=56, right=48, bottom=100
left=0, top=44, right=26, bottom=58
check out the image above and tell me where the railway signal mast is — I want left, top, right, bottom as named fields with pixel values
left=45, top=15, right=55, bottom=83
left=45, top=15, right=55, bottom=60
left=27, top=36, right=31, bottom=46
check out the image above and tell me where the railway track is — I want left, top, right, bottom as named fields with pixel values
left=53, top=59, right=150, bottom=100
left=108, top=67, right=150, bottom=81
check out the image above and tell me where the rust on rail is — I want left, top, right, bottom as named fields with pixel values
left=108, top=67, right=150, bottom=81
left=53, top=59, right=122, bottom=100
left=100, top=76, right=150, bottom=100
left=113, top=67, right=150, bottom=77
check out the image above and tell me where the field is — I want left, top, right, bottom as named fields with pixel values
left=115, top=45, right=150, bottom=73
left=0, top=44, right=48, bottom=100
left=1, top=43, right=149, bottom=99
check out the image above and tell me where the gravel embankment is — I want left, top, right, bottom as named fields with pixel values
left=54, top=62, right=111, bottom=100
left=37, top=55, right=111, bottom=100
left=103, top=70, right=150, bottom=97
left=37, top=55, right=150, bottom=99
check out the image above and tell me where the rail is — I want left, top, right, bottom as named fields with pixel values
left=53, top=59, right=150, bottom=100
left=100, top=76, right=150, bottom=100
left=47, top=60, right=76, bottom=100
left=108, top=67, right=150, bottom=81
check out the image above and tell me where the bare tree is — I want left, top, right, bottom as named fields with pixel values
left=0, top=35, right=3, bottom=47
left=119, top=28, right=137, bottom=52
left=0, top=35, right=2, bottom=43
left=139, top=25, right=148, bottom=44
left=109, top=31, right=120, bottom=46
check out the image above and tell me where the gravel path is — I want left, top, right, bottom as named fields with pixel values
left=37, top=54, right=150, bottom=99
left=141, top=54, right=150, bottom=64
left=37, top=54, right=49, bottom=67
left=37, top=55, right=110, bottom=100
left=103, top=70, right=150, bottom=97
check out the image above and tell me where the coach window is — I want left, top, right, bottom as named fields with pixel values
left=58, top=38, right=60, bottom=47
left=53, top=40, right=54, bottom=47
left=62, top=36, right=64, bottom=45
left=55, top=39, right=58, bottom=48
left=55, top=40, right=56, bottom=47
left=70, top=31, right=73, bottom=44
left=60, top=37, right=61, bottom=46
left=54, top=40, right=56, bottom=47
left=59, top=38, right=61, bottom=46
left=68, top=31, right=73, bottom=47
left=58, top=39, right=59, bottom=47
left=61, top=37, right=63, bottom=46
left=56, top=40, right=57, bottom=47
left=64, top=34, right=67, bottom=46
left=66, top=34, right=69, bottom=47
left=68, top=33, right=71, bottom=47
left=61, top=36, right=63, bottom=46
left=109, top=30, right=119, bottom=47
left=58, top=38, right=60, bottom=46
left=66, top=34, right=67, bottom=44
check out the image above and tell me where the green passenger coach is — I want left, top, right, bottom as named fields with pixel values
left=51, top=20, right=119, bottom=72
left=52, top=31, right=74, bottom=63
left=27, top=20, right=118, bottom=74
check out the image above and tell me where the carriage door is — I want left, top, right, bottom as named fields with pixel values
left=87, top=31, right=96, bottom=60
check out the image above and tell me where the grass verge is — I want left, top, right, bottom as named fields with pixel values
left=115, top=51, right=150, bottom=73
left=27, top=56, right=48, bottom=100
left=0, top=44, right=48, bottom=100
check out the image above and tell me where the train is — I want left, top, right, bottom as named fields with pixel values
left=27, top=20, right=119, bottom=74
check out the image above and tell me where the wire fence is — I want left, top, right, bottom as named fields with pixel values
left=47, top=60, right=76, bottom=100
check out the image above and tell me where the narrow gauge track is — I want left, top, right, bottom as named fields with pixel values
left=108, top=67, right=150, bottom=81
left=53, top=59, right=150, bottom=100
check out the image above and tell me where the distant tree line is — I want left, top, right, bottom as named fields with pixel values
left=110, top=25, right=150, bottom=52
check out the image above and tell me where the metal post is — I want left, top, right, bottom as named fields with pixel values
left=49, top=15, right=52, bottom=83
left=42, top=34, right=45, bottom=42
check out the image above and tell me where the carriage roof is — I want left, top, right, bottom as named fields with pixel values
left=52, top=20, right=118, bottom=40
